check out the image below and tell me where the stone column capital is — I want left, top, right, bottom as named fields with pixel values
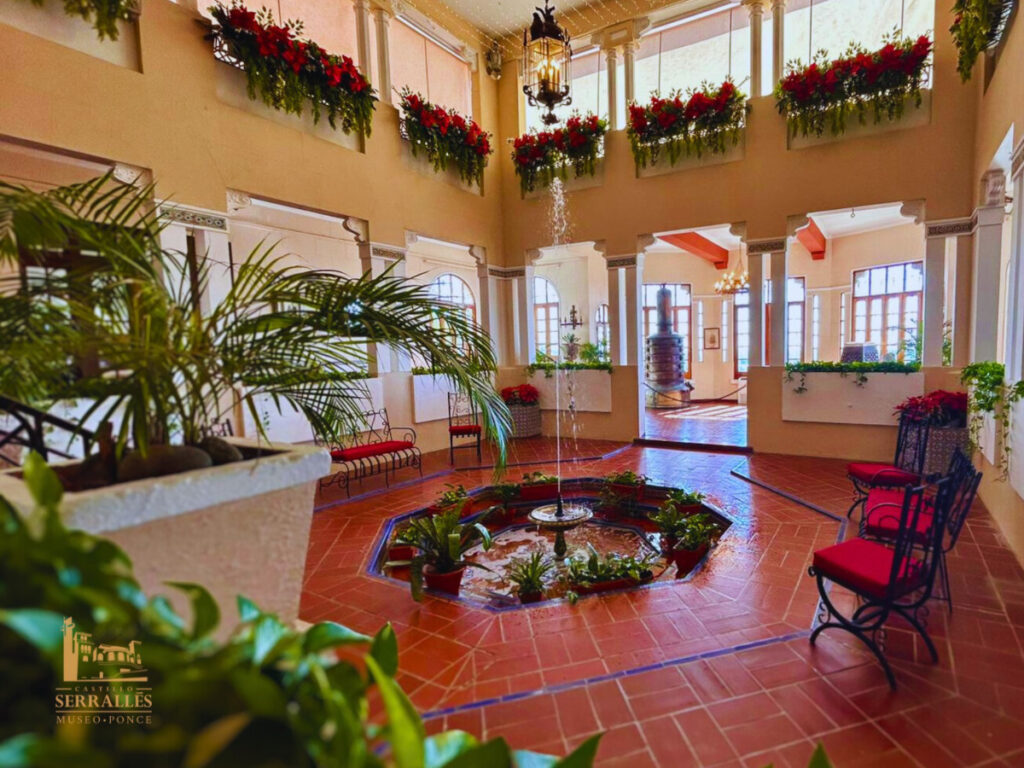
left=741, top=0, right=766, bottom=14
left=980, top=168, right=1007, bottom=207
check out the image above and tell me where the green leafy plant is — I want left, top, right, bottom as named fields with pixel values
left=961, top=361, right=1024, bottom=479
left=506, top=552, right=553, bottom=597
left=0, top=174, right=511, bottom=476
left=775, top=32, right=932, bottom=138
left=22, top=0, right=136, bottom=40
left=491, top=481, right=521, bottom=510
left=604, top=470, right=649, bottom=486
left=665, top=488, right=706, bottom=507
left=673, top=512, right=721, bottom=552
left=209, top=3, right=376, bottom=137
left=393, top=508, right=493, bottom=599
left=521, top=471, right=558, bottom=485
left=578, top=342, right=608, bottom=365
left=435, top=483, right=470, bottom=511
left=0, top=454, right=600, bottom=766
left=649, top=502, right=688, bottom=539
left=566, top=546, right=654, bottom=587
left=784, top=360, right=921, bottom=392
left=951, top=0, right=1014, bottom=80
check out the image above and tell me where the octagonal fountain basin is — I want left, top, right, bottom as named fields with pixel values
left=371, top=477, right=733, bottom=610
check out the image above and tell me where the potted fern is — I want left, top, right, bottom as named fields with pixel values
left=391, top=508, right=494, bottom=597
left=506, top=552, right=553, bottom=603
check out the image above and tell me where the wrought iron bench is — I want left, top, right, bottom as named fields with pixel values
left=317, top=409, right=422, bottom=497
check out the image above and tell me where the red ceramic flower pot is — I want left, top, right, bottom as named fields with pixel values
left=519, top=590, right=543, bottom=604
left=388, top=545, right=415, bottom=561
left=660, top=534, right=678, bottom=555
left=672, top=543, right=709, bottom=577
left=520, top=483, right=557, bottom=502
left=424, top=565, right=465, bottom=595
left=574, top=577, right=634, bottom=595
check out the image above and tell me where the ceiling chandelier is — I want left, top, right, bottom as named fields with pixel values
left=522, top=1, right=573, bottom=125
left=714, top=257, right=749, bottom=295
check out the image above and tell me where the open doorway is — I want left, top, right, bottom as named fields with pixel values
left=641, top=226, right=749, bottom=448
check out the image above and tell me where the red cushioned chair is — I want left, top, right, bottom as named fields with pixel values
left=860, top=448, right=981, bottom=615
left=846, top=413, right=931, bottom=519
left=317, top=408, right=422, bottom=497
left=448, top=392, right=482, bottom=464
left=809, top=477, right=953, bottom=689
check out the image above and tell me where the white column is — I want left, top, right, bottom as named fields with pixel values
left=768, top=246, right=787, bottom=367
left=513, top=267, right=534, bottom=365
left=353, top=0, right=374, bottom=85
left=358, top=243, right=406, bottom=374
left=476, top=262, right=505, bottom=366
left=622, top=42, right=637, bottom=107
left=747, top=250, right=764, bottom=368
left=605, top=46, right=619, bottom=130
left=771, top=0, right=785, bottom=86
left=953, top=231, right=974, bottom=368
left=1008, top=154, right=1024, bottom=380
left=372, top=5, right=392, bottom=103
left=972, top=170, right=1007, bottom=362
left=922, top=229, right=947, bottom=366
left=607, top=255, right=642, bottom=366
left=743, top=0, right=764, bottom=98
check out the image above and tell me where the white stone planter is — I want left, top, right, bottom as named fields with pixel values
left=636, top=133, right=745, bottom=179
left=788, top=90, right=932, bottom=150
left=529, top=369, right=612, bottom=413
left=0, top=1, right=139, bottom=69
left=0, top=439, right=330, bottom=634
left=412, top=374, right=458, bottom=423
left=522, top=160, right=605, bottom=200
left=781, top=371, right=924, bottom=426
left=400, top=138, right=482, bottom=196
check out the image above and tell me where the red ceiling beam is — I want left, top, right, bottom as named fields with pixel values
left=797, top=217, right=827, bottom=260
left=659, top=232, right=729, bottom=269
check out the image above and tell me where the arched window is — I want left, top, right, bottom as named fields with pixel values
left=427, top=273, right=476, bottom=322
left=594, top=304, right=610, bottom=360
left=533, top=276, right=560, bottom=359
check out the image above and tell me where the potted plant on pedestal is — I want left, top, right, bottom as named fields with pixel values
left=519, top=470, right=559, bottom=502
left=669, top=512, right=721, bottom=577
left=0, top=173, right=511, bottom=624
left=895, top=390, right=970, bottom=476
left=506, top=552, right=553, bottom=603
left=391, top=507, right=493, bottom=598
left=501, top=384, right=541, bottom=438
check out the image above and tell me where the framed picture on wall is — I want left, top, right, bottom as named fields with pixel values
left=704, top=327, right=721, bottom=350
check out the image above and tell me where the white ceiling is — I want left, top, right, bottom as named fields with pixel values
left=440, top=0, right=600, bottom=39
left=810, top=203, right=914, bottom=239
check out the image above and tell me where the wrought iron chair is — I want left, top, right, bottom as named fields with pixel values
left=448, top=392, right=482, bottom=464
left=809, top=476, right=953, bottom=689
left=846, top=413, right=931, bottom=519
left=860, top=448, right=981, bottom=614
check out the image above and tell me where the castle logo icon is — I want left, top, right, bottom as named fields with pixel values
left=61, top=617, right=148, bottom=683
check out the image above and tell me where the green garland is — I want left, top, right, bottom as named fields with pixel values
left=785, top=361, right=921, bottom=392
left=526, top=360, right=613, bottom=378
left=951, top=0, right=1015, bottom=80
left=961, top=361, right=1024, bottom=479
left=24, top=0, right=136, bottom=40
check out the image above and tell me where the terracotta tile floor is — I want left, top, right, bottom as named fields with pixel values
left=644, top=404, right=749, bottom=448
left=303, top=444, right=1024, bottom=767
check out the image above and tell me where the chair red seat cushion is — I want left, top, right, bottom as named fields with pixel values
left=449, top=425, right=482, bottom=436
left=330, top=440, right=414, bottom=462
left=847, top=462, right=920, bottom=487
left=863, top=489, right=935, bottom=543
left=812, top=538, right=925, bottom=600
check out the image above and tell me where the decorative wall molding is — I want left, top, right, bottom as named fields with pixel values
left=728, top=221, right=747, bottom=241
left=981, top=168, right=1007, bottom=207
left=747, top=238, right=787, bottom=254
left=786, top=214, right=809, bottom=237
left=606, top=256, right=637, bottom=268
left=1013, top=137, right=1024, bottom=180
left=637, top=233, right=656, bottom=253
left=486, top=265, right=526, bottom=279
left=160, top=205, right=228, bottom=232
left=226, top=190, right=252, bottom=212
left=370, top=244, right=405, bottom=262
left=899, top=199, right=925, bottom=225
left=925, top=217, right=973, bottom=238
left=112, top=162, right=149, bottom=187
left=343, top=216, right=369, bottom=244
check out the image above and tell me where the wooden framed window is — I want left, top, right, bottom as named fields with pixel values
left=851, top=261, right=923, bottom=361
left=533, top=276, right=560, bottom=359
left=594, top=303, right=610, bottom=359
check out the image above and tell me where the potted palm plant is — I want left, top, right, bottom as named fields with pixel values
left=0, top=173, right=511, bottom=624
left=391, top=508, right=493, bottom=597
left=506, top=552, right=553, bottom=603
left=669, top=513, right=721, bottom=577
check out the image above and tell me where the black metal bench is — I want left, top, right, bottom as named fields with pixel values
left=317, top=409, right=422, bottom=497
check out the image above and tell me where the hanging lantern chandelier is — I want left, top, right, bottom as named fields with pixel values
left=714, top=254, right=749, bottom=296
left=522, top=1, right=573, bottom=125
